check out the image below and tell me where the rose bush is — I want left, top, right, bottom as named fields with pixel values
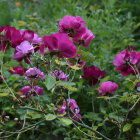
left=0, top=0, right=140, bottom=140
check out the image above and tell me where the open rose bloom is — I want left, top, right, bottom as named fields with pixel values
left=114, top=50, right=140, bottom=76
left=82, top=65, right=106, bottom=86
left=41, top=33, right=77, bottom=58
left=98, top=81, right=118, bottom=96
left=25, top=67, right=46, bottom=80
left=20, top=85, right=44, bottom=97
left=13, top=41, right=34, bottom=64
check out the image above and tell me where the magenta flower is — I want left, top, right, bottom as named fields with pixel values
left=114, top=50, right=140, bottom=76
left=58, top=99, right=81, bottom=121
left=20, top=30, right=42, bottom=44
left=0, top=26, right=23, bottom=51
left=41, top=33, right=77, bottom=58
left=73, top=28, right=95, bottom=47
left=98, top=81, right=118, bottom=96
left=25, top=67, right=46, bottom=80
left=13, top=41, right=34, bottom=64
left=9, top=66, right=27, bottom=76
left=52, top=70, right=69, bottom=81
left=20, top=85, right=44, bottom=97
left=82, top=65, right=106, bottom=86
left=59, top=15, right=86, bottom=37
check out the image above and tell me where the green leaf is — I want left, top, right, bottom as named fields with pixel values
left=45, top=74, right=56, bottom=90
left=45, top=114, right=56, bottom=121
left=123, top=123, right=132, bottom=132
left=59, top=118, right=73, bottom=125
left=0, top=92, right=9, bottom=97
left=77, top=50, right=94, bottom=62
left=57, top=81, right=78, bottom=92
left=26, top=111, right=42, bottom=119
left=56, top=81, right=76, bottom=86
left=132, top=118, right=140, bottom=124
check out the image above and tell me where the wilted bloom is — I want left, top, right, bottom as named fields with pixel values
left=52, top=70, right=69, bottom=81
left=58, top=99, right=81, bottom=121
left=25, top=67, right=46, bottom=80
left=73, top=28, right=95, bottom=47
left=13, top=41, right=34, bottom=64
left=0, top=26, right=23, bottom=51
left=59, top=15, right=86, bottom=37
left=82, top=65, right=106, bottom=86
left=98, top=81, right=118, bottom=96
left=114, top=50, right=140, bottom=76
left=20, top=85, right=44, bottom=97
left=41, top=33, right=77, bottom=58
left=9, top=66, right=27, bottom=76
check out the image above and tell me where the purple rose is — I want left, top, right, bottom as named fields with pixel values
left=25, top=67, right=46, bottom=80
left=59, top=15, right=86, bottom=37
left=13, top=41, right=34, bottom=64
left=58, top=99, right=81, bottom=121
left=20, top=85, right=44, bottom=97
left=52, top=70, right=69, bottom=81
left=114, top=50, right=140, bottom=76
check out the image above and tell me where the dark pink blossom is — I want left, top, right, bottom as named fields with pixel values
left=41, top=33, right=77, bottom=58
left=82, top=65, right=106, bottom=86
left=25, top=67, right=46, bottom=80
left=59, top=15, right=86, bottom=37
left=52, top=70, right=69, bottom=81
left=0, top=26, right=23, bottom=51
left=58, top=99, right=81, bottom=121
left=114, top=50, right=140, bottom=76
left=98, top=81, right=118, bottom=96
left=9, top=66, right=27, bottom=76
left=13, top=41, right=34, bottom=64
left=73, top=28, right=95, bottom=47
left=20, top=85, right=44, bottom=97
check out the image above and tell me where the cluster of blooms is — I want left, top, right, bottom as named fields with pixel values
left=3, top=15, right=136, bottom=121
left=114, top=49, right=140, bottom=76
left=58, top=99, right=81, bottom=121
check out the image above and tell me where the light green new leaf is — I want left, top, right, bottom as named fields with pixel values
left=45, top=74, right=56, bottom=90
left=45, top=114, right=57, bottom=121
left=59, top=118, right=73, bottom=125
left=123, top=123, right=132, bottom=132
